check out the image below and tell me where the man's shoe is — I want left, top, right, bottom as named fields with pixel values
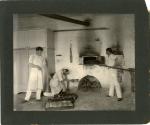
left=117, top=98, right=123, bottom=101
left=106, top=95, right=111, bottom=97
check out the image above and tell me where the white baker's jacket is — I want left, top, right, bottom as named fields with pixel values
left=105, top=54, right=117, bottom=67
left=49, top=69, right=67, bottom=95
left=105, top=54, right=125, bottom=85
left=27, top=54, right=46, bottom=91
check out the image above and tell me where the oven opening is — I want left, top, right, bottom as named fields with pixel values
left=83, top=56, right=98, bottom=64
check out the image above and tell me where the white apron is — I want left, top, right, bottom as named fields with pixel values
left=106, top=54, right=117, bottom=83
left=27, top=55, right=46, bottom=91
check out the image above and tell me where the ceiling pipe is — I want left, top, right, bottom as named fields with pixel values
left=39, top=14, right=90, bottom=26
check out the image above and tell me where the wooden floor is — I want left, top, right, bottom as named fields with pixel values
left=14, top=88, right=135, bottom=111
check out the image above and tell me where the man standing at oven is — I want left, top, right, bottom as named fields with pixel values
left=105, top=48, right=124, bottom=101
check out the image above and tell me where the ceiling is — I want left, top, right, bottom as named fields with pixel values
left=13, top=14, right=134, bottom=31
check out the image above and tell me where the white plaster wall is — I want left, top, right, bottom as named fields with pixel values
left=119, top=15, right=135, bottom=68
left=54, top=31, right=80, bottom=71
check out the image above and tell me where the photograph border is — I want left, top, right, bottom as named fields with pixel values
left=0, top=0, right=149, bottom=124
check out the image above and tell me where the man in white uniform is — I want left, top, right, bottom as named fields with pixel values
left=44, top=68, right=70, bottom=97
left=24, top=47, right=46, bottom=102
left=105, top=48, right=123, bottom=101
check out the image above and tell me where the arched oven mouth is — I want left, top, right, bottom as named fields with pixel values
left=78, top=75, right=101, bottom=91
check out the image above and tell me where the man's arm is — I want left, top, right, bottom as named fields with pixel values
left=60, top=80, right=67, bottom=91
left=28, top=55, right=42, bottom=70
left=29, top=63, right=42, bottom=70
left=57, top=71, right=67, bottom=91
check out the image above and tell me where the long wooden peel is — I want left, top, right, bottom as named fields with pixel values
left=98, top=64, right=135, bottom=72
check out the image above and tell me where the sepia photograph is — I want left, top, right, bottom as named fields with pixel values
left=13, top=14, right=135, bottom=111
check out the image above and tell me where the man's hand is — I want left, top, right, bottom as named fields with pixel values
left=29, top=63, right=42, bottom=70
left=37, top=66, right=42, bottom=70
